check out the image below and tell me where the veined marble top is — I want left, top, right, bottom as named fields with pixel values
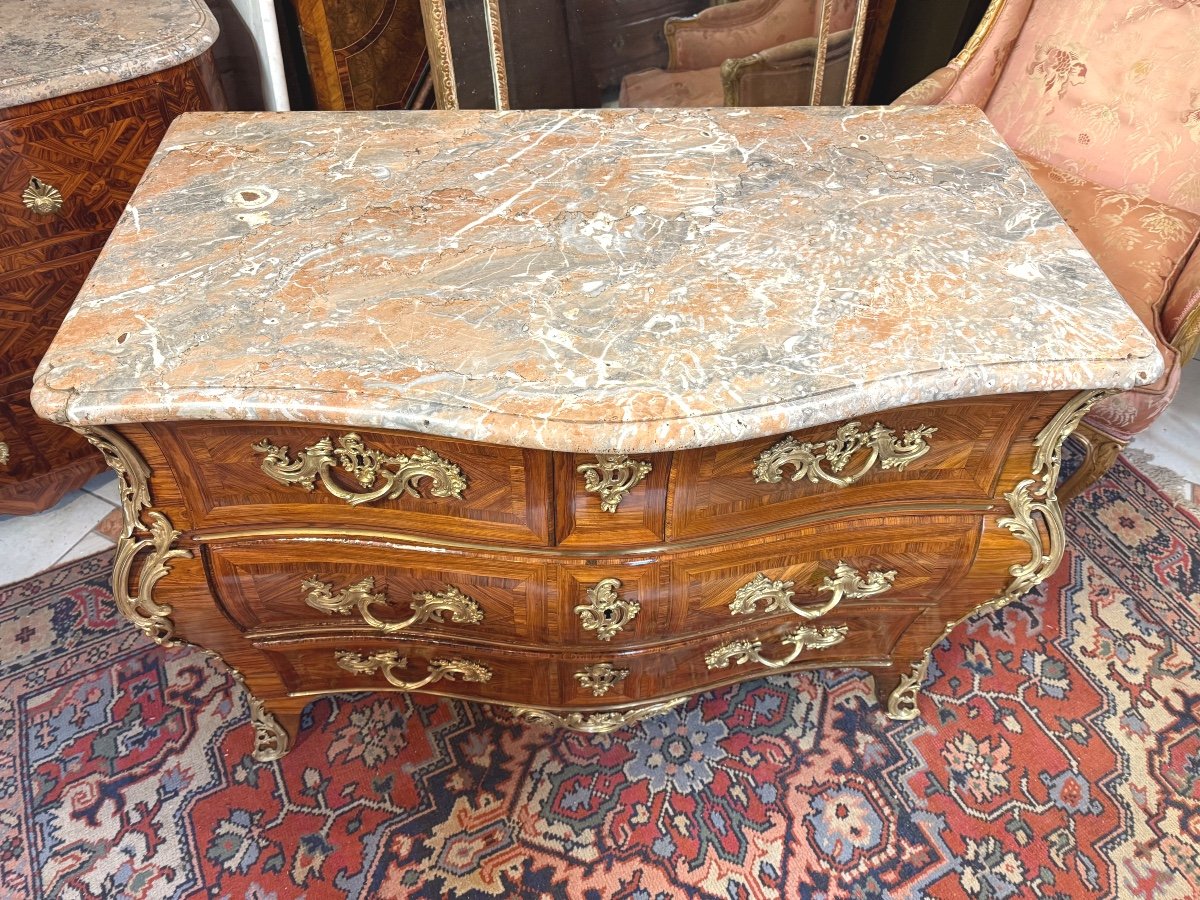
left=32, top=107, right=1162, bottom=454
left=0, top=0, right=217, bottom=109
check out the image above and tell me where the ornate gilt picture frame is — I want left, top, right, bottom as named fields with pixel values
left=418, top=0, right=868, bottom=110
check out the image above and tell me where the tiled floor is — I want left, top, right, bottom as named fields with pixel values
left=1, top=364, right=1198, bottom=586
left=0, top=471, right=124, bottom=586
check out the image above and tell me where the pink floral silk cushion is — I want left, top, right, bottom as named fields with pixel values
left=942, top=0, right=1036, bottom=105
left=1017, top=154, right=1196, bottom=439
left=663, top=0, right=858, bottom=71
left=619, top=66, right=725, bottom=109
left=984, top=0, right=1200, bottom=215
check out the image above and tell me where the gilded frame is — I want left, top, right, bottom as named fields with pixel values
left=417, top=0, right=867, bottom=111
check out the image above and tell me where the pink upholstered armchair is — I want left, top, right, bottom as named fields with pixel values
left=897, top=0, right=1200, bottom=499
left=619, top=0, right=860, bottom=108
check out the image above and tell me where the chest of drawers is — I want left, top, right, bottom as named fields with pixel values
left=0, top=0, right=223, bottom=514
left=31, top=106, right=1161, bottom=759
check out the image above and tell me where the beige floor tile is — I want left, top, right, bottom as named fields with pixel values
left=55, top=530, right=116, bottom=567
left=0, top=490, right=114, bottom=587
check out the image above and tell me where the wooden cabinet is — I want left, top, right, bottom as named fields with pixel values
left=0, top=57, right=224, bottom=514
left=85, top=389, right=1089, bottom=758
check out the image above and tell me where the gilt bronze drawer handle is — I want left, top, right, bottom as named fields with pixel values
left=302, top=576, right=483, bottom=633
left=574, top=663, right=630, bottom=697
left=578, top=454, right=652, bottom=512
left=516, top=697, right=686, bottom=733
left=706, top=624, right=849, bottom=671
left=575, top=577, right=640, bottom=640
left=252, top=432, right=466, bottom=506
left=729, top=563, right=896, bottom=621
left=336, top=650, right=492, bottom=691
left=753, top=421, right=936, bottom=487
left=0, top=440, right=8, bottom=466
left=22, top=177, right=63, bottom=215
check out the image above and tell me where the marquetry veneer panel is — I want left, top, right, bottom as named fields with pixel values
left=0, top=53, right=222, bottom=514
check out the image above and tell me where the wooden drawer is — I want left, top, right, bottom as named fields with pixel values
left=203, top=536, right=553, bottom=648
left=573, top=605, right=923, bottom=708
left=554, top=450, right=671, bottom=547
left=558, top=557, right=667, bottom=647
left=667, top=515, right=981, bottom=636
left=522, top=610, right=917, bottom=708
left=260, top=635, right=557, bottom=708
left=254, top=604, right=923, bottom=712
left=153, top=422, right=553, bottom=546
left=668, top=396, right=1031, bottom=541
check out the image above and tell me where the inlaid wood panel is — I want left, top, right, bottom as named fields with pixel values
left=668, top=395, right=1031, bottom=541
left=204, top=536, right=553, bottom=647
left=0, top=91, right=167, bottom=254
left=154, top=421, right=553, bottom=545
left=261, top=635, right=556, bottom=706
left=557, top=557, right=667, bottom=647
left=287, top=0, right=432, bottom=110
left=538, top=606, right=922, bottom=709
left=667, top=515, right=981, bottom=635
left=0, top=53, right=222, bottom=515
left=0, top=252, right=96, bottom=381
left=250, top=603, right=922, bottom=709
left=0, top=381, right=105, bottom=513
left=554, top=450, right=672, bottom=547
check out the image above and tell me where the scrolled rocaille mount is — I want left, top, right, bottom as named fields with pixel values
left=883, top=389, right=1115, bottom=720
left=302, top=576, right=483, bottom=634
left=577, top=454, right=653, bottom=513
left=252, top=432, right=466, bottom=507
left=79, top=426, right=190, bottom=645
left=81, top=426, right=294, bottom=763
left=514, top=697, right=687, bottom=734
left=728, top=563, right=896, bottom=621
left=336, top=650, right=493, bottom=692
left=753, top=420, right=936, bottom=488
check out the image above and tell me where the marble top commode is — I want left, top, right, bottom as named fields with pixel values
left=31, top=106, right=1162, bottom=454
left=0, top=0, right=217, bottom=108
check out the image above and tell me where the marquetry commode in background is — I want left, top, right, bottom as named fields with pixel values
left=32, top=106, right=1161, bottom=760
left=0, top=0, right=223, bottom=514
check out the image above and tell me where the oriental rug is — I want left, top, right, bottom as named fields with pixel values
left=0, top=456, right=1197, bottom=900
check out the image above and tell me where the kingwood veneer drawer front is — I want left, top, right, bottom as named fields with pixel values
left=203, top=537, right=554, bottom=647
left=254, top=604, right=922, bottom=710
left=153, top=422, right=553, bottom=546
left=667, top=516, right=981, bottom=636
left=536, top=604, right=922, bottom=708
left=261, top=637, right=556, bottom=707
left=668, top=396, right=1033, bottom=541
left=555, top=516, right=981, bottom=649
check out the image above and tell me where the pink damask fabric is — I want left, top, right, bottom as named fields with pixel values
left=941, top=0, right=1035, bottom=106
left=667, top=0, right=856, bottom=72
left=984, top=0, right=1200, bottom=215
left=1017, top=153, right=1190, bottom=440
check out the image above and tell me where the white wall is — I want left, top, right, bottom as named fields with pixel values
left=207, top=0, right=290, bottom=110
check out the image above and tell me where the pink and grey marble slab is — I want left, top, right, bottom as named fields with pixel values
left=0, top=0, right=217, bottom=109
left=32, top=106, right=1162, bottom=453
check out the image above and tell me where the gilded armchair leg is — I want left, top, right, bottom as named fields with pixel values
left=1057, top=422, right=1125, bottom=504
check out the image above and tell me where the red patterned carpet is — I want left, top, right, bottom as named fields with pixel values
left=1, top=456, right=1198, bottom=900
